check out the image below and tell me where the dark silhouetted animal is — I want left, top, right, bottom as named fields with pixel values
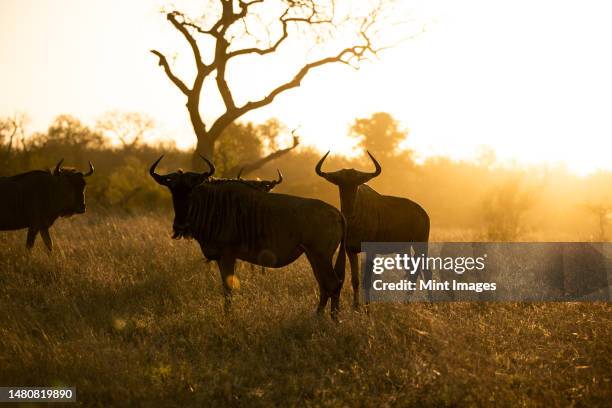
left=0, top=159, right=94, bottom=251
left=236, top=168, right=283, bottom=192
left=150, top=156, right=347, bottom=320
left=316, top=151, right=431, bottom=307
left=236, top=168, right=283, bottom=274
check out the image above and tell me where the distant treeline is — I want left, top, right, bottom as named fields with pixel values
left=1, top=112, right=610, bottom=241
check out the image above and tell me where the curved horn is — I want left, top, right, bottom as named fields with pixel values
left=53, top=158, right=64, bottom=176
left=237, top=168, right=244, bottom=180
left=366, top=151, right=382, bottom=178
left=149, top=155, right=168, bottom=185
left=199, top=154, right=215, bottom=178
left=315, top=151, right=331, bottom=178
left=83, top=161, right=94, bottom=177
left=272, top=169, right=283, bottom=185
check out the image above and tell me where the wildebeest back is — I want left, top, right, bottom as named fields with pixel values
left=0, top=171, right=54, bottom=230
left=349, top=184, right=429, bottom=246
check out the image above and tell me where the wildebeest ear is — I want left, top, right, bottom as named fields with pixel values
left=53, top=159, right=64, bottom=176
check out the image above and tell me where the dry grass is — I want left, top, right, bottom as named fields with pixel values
left=0, top=213, right=610, bottom=407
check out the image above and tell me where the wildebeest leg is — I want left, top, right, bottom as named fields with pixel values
left=40, top=228, right=53, bottom=251
left=316, top=287, right=329, bottom=316
left=26, top=227, right=38, bottom=249
left=330, top=288, right=342, bottom=322
left=413, top=243, right=433, bottom=302
left=444, top=275, right=456, bottom=301
left=248, top=263, right=265, bottom=274
left=216, top=256, right=237, bottom=312
left=304, top=251, right=332, bottom=318
left=363, top=255, right=375, bottom=309
left=321, top=261, right=343, bottom=320
left=348, top=252, right=360, bottom=309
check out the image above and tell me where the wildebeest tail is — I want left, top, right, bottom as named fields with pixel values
left=333, top=212, right=347, bottom=289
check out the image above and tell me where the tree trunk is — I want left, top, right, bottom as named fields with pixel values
left=193, top=135, right=215, bottom=171
left=188, top=97, right=215, bottom=171
left=153, top=2, right=384, bottom=176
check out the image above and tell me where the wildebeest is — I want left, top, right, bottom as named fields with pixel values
left=0, top=159, right=94, bottom=251
left=236, top=168, right=283, bottom=274
left=236, top=168, right=283, bottom=192
left=316, top=151, right=431, bottom=307
left=436, top=242, right=491, bottom=301
left=150, top=156, right=347, bottom=319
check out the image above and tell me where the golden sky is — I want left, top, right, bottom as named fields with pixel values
left=1, top=0, right=611, bottom=174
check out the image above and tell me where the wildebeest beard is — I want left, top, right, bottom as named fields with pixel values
left=59, top=210, right=77, bottom=218
left=186, top=182, right=270, bottom=250
left=172, top=200, right=193, bottom=239
left=172, top=222, right=192, bottom=239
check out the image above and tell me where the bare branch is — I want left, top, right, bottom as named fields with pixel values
left=0, top=114, right=27, bottom=156
left=239, top=0, right=265, bottom=7
left=210, top=0, right=263, bottom=110
left=227, top=132, right=299, bottom=177
left=215, top=66, right=236, bottom=110
left=151, top=0, right=399, bottom=170
left=96, top=111, right=155, bottom=150
left=150, top=50, right=190, bottom=96
left=227, top=2, right=333, bottom=59
left=167, top=12, right=206, bottom=68
left=290, top=127, right=301, bottom=146
left=185, top=0, right=264, bottom=39
left=6, top=119, right=18, bottom=154
left=209, top=37, right=374, bottom=138
left=238, top=0, right=265, bottom=16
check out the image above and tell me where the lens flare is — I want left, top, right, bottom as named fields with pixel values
left=225, top=275, right=241, bottom=290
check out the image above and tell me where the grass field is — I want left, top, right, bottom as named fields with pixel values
left=0, top=213, right=610, bottom=407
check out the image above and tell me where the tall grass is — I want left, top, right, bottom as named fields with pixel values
left=0, top=213, right=610, bottom=406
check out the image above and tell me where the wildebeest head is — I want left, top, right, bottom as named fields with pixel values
left=237, top=168, right=283, bottom=192
left=149, top=155, right=215, bottom=238
left=315, top=151, right=381, bottom=216
left=53, top=159, right=94, bottom=216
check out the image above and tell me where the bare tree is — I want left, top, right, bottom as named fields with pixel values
left=482, top=177, right=536, bottom=241
left=96, top=111, right=155, bottom=150
left=582, top=203, right=611, bottom=241
left=151, top=0, right=396, bottom=171
left=0, top=113, right=27, bottom=172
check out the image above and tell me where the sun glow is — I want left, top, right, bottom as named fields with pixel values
left=0, top=0, right=611, bottom=174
